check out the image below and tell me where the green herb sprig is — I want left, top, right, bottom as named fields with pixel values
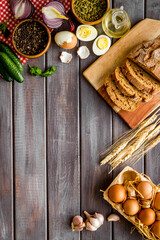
left=0, top=19, right=10, bottom=38
left=29, top=65, right=56, bottom=77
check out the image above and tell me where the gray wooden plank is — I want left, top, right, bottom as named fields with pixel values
left=145, top=0, right=160, bottom=184
left=47, top=23, right=80, bottom=240
left=80, top=21, right=113, bottom=240
left=14, top=57, right=47, bottom=240
left=112, top=0, right=145, bottom=240
left=0, top=80, right=13, bottom=240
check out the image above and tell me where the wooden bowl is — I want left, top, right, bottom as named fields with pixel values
left=12, top=19, right=51, bottom=59
left=71, top=0, right=110, bottom=25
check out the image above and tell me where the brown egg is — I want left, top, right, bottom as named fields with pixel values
left=138, top=208, right=156, bottom=226
left=108, top=184, right=126, bottom=203
left=123, top=199, right=140, bottom=216
left=137, top=181, right=153, bottom=200
left=154, top=192, right=160, bottom=210
left=151, top=221, right=160, bottom=237
left=55, top=31, right=77, bottom=49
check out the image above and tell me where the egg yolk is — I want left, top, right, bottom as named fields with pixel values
left=78, top=27, right=91, bottom=39
left=97, top=37, right=109, bottom=49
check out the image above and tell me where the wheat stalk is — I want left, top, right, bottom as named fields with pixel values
left=109, top=119, right=160, bottom=172
left=100, top=111, right=159, bottom=166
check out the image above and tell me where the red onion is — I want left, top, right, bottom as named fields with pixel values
left=42, top=0, right=75, bottom=31
left=10, top=0, right=34, bottom=19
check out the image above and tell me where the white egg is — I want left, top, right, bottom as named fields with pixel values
left=92, top=35, right=111, bottom=56
left=76, top=25, right=98, bottom=42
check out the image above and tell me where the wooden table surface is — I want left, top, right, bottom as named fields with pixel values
left=0, top=1, right=160, bottom=240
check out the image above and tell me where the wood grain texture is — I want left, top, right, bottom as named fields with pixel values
left=0, top=80, right=13, bottom=240
left=80, top=22, right=113, bottom=240
left=47, top=23, right=80, bottom=240
left=112, top=1, right=144, bottom=240
left=0, top=1, right=160, bottom=240
left=14, top=57, right=47, bottom=240
left=144, top=0, right=160, bottom=185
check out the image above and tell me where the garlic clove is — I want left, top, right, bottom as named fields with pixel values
left=107, top=213, right=120, bottom=222
left=71, top=215, right=85, bottom=232
left=94, top=213, right=104, bottom=225
left=72, top=216, right=83, bottom=225
left=85, top=220, right=97, bottom=231
left=90, top=217, right=101, bottom=228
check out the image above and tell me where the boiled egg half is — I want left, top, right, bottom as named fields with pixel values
left=92, top=35, right=111, bottom=56
left=76, top=25, right=98, bottom=42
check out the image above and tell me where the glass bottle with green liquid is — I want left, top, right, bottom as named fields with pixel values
left=102, top=7, right=131, bottom=38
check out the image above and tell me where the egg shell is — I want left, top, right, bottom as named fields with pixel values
left=151, top=221, right=160, bottom=237
left=55, top=31, right=77, bottom=49
left=123, top=199, right=140, bottom=216
left=138, top=208, right=156, bottom=226
left=154, top=192, right=160, bottom=210
left=137, top=181, right=153, bottom=200
left=108, top=184, right=126, bottom=203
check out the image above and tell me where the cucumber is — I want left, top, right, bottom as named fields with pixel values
left=0, top=41, right=23, bottom=72
left=0, top=63, right=13, bottom=82
left=0, top=52, right=24, bottom=83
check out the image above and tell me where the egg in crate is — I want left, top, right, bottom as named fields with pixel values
left=92, top=35, right=111, bottom=56
left=154, top=192, right=160, bottom=210
left=108, top=184, right=126, bottom=203
left=138, top=208, right=156, bottom=226
left=151, top=221, right=160, bottom=237
left=55, top=31, right=77, bottom=49
left=123, top=199, right=140, bottom=216
left=76, top=25, right=98, bottom=41
left=136, top=181, right=153, bottom=200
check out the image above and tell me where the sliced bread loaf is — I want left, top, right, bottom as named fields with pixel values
left=105, top=75, right=139, bottom=111
left=113, top=66, right=153, bottom=102
left=122, top=59, right=160, bottom=93
left=128, top=35, right=160, bottom=81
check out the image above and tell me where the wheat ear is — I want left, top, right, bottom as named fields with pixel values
left=100, top=111, right=159, bottom=166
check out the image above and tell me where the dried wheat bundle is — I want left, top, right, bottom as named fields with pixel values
left=100, top=108, right=160, bottom=172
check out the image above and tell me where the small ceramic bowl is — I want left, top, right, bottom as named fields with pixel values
left=12, top=19, right=51, bottom=59
left=71, top=0, right=110, bottom=25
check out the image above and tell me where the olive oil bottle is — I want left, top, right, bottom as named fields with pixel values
left=102, top=8, right=131, bottom=38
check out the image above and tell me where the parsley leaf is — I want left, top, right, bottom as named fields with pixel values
left=41, top=66, right=56, bottom=77
left=0, top=20, right=10, bottom=38
left=28, top=65, right=42, bottom=76
left=29, top=65, right=56, bottom=77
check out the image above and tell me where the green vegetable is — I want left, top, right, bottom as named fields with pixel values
left=0, top=52, right=24, bottom=83
left=29, top=65, right=42, bottom=76
left=29, top=65, right=56, bottom=77
left=0, top=63, right=13, bottom=82
left=0, top=20, right=10, bottom=38
left=0, top=41, right=23, bottom=72
left=41, top=66, right=56, bottom=77
left=73, top=0, right=107, bottom=22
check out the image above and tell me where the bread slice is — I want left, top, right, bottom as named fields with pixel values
left=113, top=66, right=136, bottom=97
left=128, top=35, right=160, bottom=81
left=122, top=59, right=160, bottom=92
left=113, top=66, right=153, bottom=102
left=105, top=75, right=139, bottom=111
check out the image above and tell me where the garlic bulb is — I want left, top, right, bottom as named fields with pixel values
left=84, top=211, right=104, bottom=231
left=107, top=213, right=120, bottom=222
left=71, top=216, right=85, bottom=231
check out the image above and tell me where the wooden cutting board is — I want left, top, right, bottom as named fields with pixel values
left=83, top=18, right=160, bottom=128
